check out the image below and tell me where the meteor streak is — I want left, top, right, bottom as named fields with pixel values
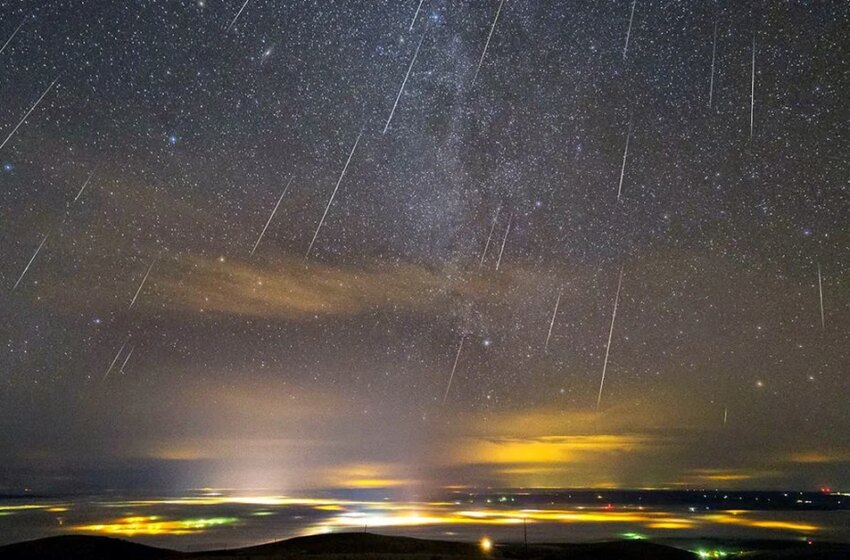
left=119, top=346, right=134, bottom=374
left=12, top=233, right=48, bottom=290
left=596, top=266, right=625, bottom=410
left=544, top=289, right=562, bottom=353
left=478, top=205, right=501, bottom=268
left=384, top=26, right=427, bottom=134
left=0, top=76, right=60, bottom=152
left=103, top=340, right=128, bottom=380
left=817, top=262, right=825, bottom=329
left=709, top=21, right=717, bottom=107
left=495, top=213, right=512, bottom=271
left=623, top=0, right=636, bottom=60
left=251, top=177, right=293, bottom=255
left=129, top=257, right=158, bottom=309
left=306, top=131, right=363, bottom=257
left=0, top=19, right=25, bottom=57
left=226, top=0, right=251, bottom=32
left=74, top=171, right=94, bottom=202
left=617, top=123, right=631, bottom=201
left=750, top=35, right=755, bottom=139
left=409, top=0, right=425, bottom=31
left=442, top=335, right=465, bottom=404
left=472, top=0, right=506, bottom=83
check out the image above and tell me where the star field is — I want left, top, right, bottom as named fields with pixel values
left=0, top=0, right=849, bottom=492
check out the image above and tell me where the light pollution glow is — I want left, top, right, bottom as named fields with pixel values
left=51, top=494, right=822, bottom=537
left=75, top=516, right=239, bottom=536
left=8, top=377, right=848, bottom=494
left=86, top=382, right=848, bottom=493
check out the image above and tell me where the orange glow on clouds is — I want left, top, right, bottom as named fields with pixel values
left=452, top=435, right=649, bottom=465
left=322, top=463, right=414, bottom=488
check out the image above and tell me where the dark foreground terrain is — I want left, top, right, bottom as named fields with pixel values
left=1, top=532, right=849, bottom=560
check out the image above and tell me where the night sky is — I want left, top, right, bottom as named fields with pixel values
left=1, top=0, right=849, bottom=494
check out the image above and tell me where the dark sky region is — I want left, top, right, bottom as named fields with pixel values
left=0, top=0, right=848, bottom=494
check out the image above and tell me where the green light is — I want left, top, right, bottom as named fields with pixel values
left=178, top=517, right=239, bottom=530
left=694, top=549, right=728, bottom=559
left=621, top=532, right=646, bottom=540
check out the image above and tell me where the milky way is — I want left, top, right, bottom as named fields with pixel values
left=0, top=1, right=848, bottom=493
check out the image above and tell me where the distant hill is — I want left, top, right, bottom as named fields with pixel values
left=0, top=535, right=172, bottom=560
left=501, top=540, right=697, bottom=560
left=2, top=532, right=849, bottom=560
left=189, top=532, right=487, bottom=558
left=194, top=532, right=486, bottom=557
left=745, top=542, right=850, bottom=560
